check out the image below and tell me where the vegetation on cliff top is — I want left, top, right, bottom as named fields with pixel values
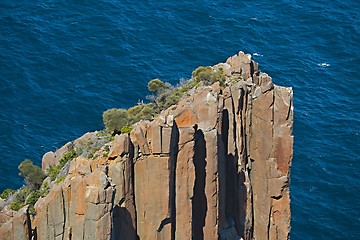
left=102, top=66, right=226, bottom=134
left=1, top=160, right=47, bottom=212
left=0, top=64, right=227, bottom=215
left=0, top=150, right=78, bottom=213
left=47, top=149, right=78, bottom=181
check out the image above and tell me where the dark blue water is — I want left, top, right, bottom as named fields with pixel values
left=1, top=0, right=359, bottom=238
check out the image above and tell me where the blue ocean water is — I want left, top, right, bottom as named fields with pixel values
left=0, top=0, right=359, bottom=238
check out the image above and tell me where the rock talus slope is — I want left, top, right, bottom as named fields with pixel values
left=0, top=52, right=293, bottom=240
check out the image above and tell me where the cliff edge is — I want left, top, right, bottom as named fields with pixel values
left=0, top=52, right=293, bottom=240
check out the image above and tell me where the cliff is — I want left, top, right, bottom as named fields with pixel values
left=0, top=52, right=293, bottom=240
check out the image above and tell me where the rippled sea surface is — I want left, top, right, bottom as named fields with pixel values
left=1, top=0, right=359, bottom=238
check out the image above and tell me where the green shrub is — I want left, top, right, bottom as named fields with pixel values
left=103, top=104, right=157, bottom=134
left=120, top=125, right=132, bottom=134
left=59, top=149, right=77, bottom=168
left=106, top=136, right=114, bottom=142
left=164, top=88, right=183, bottom=109
left=212, top=68, right=226, bottom=87
left=47, top=149, right=76, bottom=180
left=0, top=189, right=15, bottom=200
left=26, top=190, right=40, bottom=206
left=102, top=64, right=226, bottom=134
left=10, top=186, right=31, bottom=211
left=25, top=190, right=41, bottom=215
left=16, top=187, right=31, bottom=203
left=180, top=84, right=193, bottom=93
left=102, top=108, right=129, bottom=133
left=230, top=76, right=243, bottom=83
left=136, top=104, right=156, bottom=120
left=9, top=188, right=44, bottom=213
left=10, top=200, right=24, bottom=211
left=28, top=206, right=36, bottom=215
left=88, top=147, right=100, bottom=159
left=18, top=160, right=46, bottom=189
left=154, top=93, right=167, bottom=109
left=55, top=176, right=65, bottom=184
left=46, top=151, right=76, bottom=180
left=40, top=182, right=50, bottom=197
left=192, top=66, right=225, bottom=86
left=147, top=78, right=169, bottom=94
left=127, top=105, right=144, bottom=117
left=127, top=104, right=156, bottom=123
left=192, top=66, right=213, bottom=84
left=48, top=165, right=60, bottom=181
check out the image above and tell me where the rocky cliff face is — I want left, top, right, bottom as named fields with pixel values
left=0, top=52, right=293, bottom=240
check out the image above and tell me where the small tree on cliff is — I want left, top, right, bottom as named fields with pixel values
left=18, top=159, right=46, bottom=189
left=147, top=78, right=181, bottom=110
left=102, top=108, right=129, bottom=133
left=147, top=78, right=169, bottom=94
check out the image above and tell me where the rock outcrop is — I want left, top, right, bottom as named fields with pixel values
left=0, top=52, right=293, bottom=240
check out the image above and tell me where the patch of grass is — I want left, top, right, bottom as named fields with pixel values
left=59, top=150, right=77, bottom=168
left=47, top=149, right=77, bottom=181
left=55, top=176, right=65, bottom=184
left=40, top=182, right=50, bottom=197
left=88, top=147, right=101, bottom=159
left=107, top=136, right=115, bottom=142
left=47, top=165, right=60, bottom=181
left=230, top=75, right=243, bottom=83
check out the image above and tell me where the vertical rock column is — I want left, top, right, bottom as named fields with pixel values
left=248, top=72, right=293, bottom=240
left=268, top=86, right=293, bottom=239
left=173, top=84, right=224, bottom=240
left=248, top=72, right=275, bottom=239
left=108, top=134, right=137, bottom=240
left=131, top=84, right=226, bottom=240
left=0, top=206, right=31, bottom=240
left=218, top=51, right=293, bottom=240
left=131, top=120, right=173, bottom=240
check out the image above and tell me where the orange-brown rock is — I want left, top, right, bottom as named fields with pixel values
left=0, top=205, right=14, bottom=227
left=0, top=206, right=31, bottom=240
left=42, top=142, right=72, bottom=171
left=0, top=51, right=293, bottom=240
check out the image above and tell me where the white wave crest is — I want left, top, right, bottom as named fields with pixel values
left=318, top=63, right=330, bottom=67
left=253, top=52, right=263, bottom=57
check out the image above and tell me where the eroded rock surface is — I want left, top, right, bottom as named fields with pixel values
left=0, top=52, right=293, bottom=240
